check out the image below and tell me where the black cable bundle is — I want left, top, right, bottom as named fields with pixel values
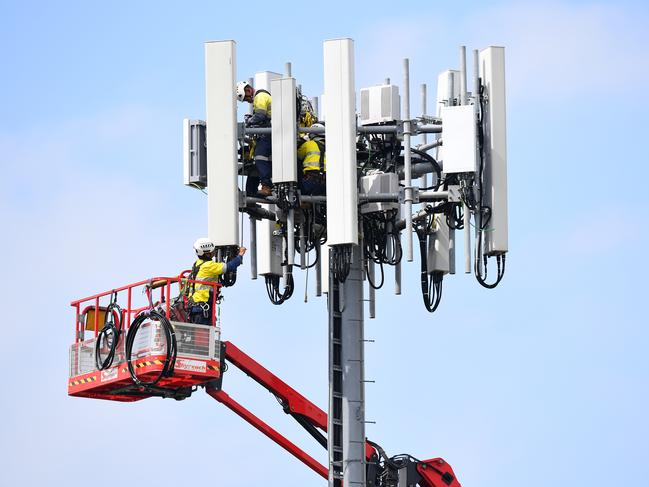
left=293, top=208, right=324, bottom=269
left=475, top=251, right=506, bottom=289
left=265, top=270, right=294, bottom=305
left=357, top=133, right=400, bottom=173
left=331, top=244, right=353, bottom=283
left=362, top=209, right=402, bottom=289
left=474, top=81, right=506, bottom=289
left=125, top=309, right=177, bottom=387
left=95, top=301, right=123, bottom=370
left=410, top=148, right=443, bottom=191
left=415, top=222, right=443, bottom=313
left=447, top=202, right=465, bottom=230
left=220, top=246, right=239, bottom=287
left=275, top=182, right=298, bottom=212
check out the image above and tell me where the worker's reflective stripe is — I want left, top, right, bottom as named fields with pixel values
left=255, top=155, right=270, bottom=161
left=298, top=139, right=326, bottom=172
left=195, top=280, right=217, bottom=291
left=190, top=259, right=226, bottom=302
left=253, top=107, right=267, bottom=114
left=303, top=153, right=325, bottom=172
left=192, top=279, right=218, bottom=302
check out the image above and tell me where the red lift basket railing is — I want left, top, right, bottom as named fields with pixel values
left=68, top=273, right=222, bottom=401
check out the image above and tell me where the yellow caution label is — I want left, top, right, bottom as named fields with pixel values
left=69, top=376, right=97, bottom=387
left=135, top=360, right=163, bottom=368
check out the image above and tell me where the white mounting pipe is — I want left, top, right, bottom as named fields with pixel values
left=250, top=215, right=258, bottom=280
left=473, top=47, right=481, bottom=212
left=420, top=83, right=428, bottom=189
left=287, top=208, right=295, bottom=266
left=299, top=216, right=306, bottom=270
left=403, top=58, right=413, bottom=262
left=368, top=260, right=376, bottom=319
left=395, top=259, right=402, bottom=295
left=463, top=202, right=471, bottom=273
left=459, top=46, right=468, bottom=105
left=460, top=46, right=471, bottom=273
left=248, top=77, right=254, bottom=114
left=316, top=241, right=322, bottom=296
left=285, top=62, right=292, bottom=77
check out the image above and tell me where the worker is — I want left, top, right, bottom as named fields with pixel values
left=189, top=238, right=247, bottom=325
left=297, top=122, right=326, bottom=195
left=237, top=81, right=273, bottom=196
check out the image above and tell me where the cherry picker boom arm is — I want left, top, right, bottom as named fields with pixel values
left=206, top=340, right=330, bottom=479
left=205, top=341, right=461, bottom=487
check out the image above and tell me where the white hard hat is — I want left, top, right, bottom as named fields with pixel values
left=310, top=122, right=325, bottom=140
left=193, top=237, right=215, bottom=257
left=236, top=81, right=250, bottom=102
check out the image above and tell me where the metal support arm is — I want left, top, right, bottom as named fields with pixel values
left=222, top=341, right=327, bottom=429
left=206, top=387, right=329, bottom=480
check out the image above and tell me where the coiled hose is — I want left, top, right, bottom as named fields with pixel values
left=125, top=309, right=177, bottom=387
left=95, top=302, right=123, bottom=370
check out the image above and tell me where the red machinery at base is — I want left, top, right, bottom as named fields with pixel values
left=68, top=277, right=461, bottom=487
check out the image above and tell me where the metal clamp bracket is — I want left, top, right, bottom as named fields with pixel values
left=399, top=186, right=420, bottom=204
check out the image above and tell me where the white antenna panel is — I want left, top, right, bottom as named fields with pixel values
left=254, top=71, right=281, bottom=91
left=257, top=207, right=283, bottom=276
left=323, top=38, right=358, bottom=246
left=479, top=46, right=508, bottom=255
left=359, top=85, right=400, bottom=125
left=205, top=40, right=239, bottom=247
left=271, top=77, right=298, bottom=183
left=440, top=105, right=477, bottom=174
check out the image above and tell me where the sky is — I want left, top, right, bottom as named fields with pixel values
left=1, top=1, right=648, bottom=486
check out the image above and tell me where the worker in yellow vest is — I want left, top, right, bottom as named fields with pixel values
left=297, top=122, right=326, bottom=195
left=189, top=238, right=246, bottom=325
left=237, top=81, right=273, bottom=196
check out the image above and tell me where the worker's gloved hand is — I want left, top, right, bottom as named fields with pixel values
left=244, top=114, right=252, bottom=126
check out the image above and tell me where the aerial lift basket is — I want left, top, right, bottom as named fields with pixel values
left=68, top=276, right=222, bottom=401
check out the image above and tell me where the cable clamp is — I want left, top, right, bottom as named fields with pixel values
left=398, top=186, right=419, bottom=204
left=446, top=185, right=461, bottom=202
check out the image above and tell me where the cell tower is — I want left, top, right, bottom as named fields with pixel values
left=69, top=37, right=508, bottom=487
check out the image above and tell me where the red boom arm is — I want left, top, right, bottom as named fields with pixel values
left=206, top=341, right=459, bottom=487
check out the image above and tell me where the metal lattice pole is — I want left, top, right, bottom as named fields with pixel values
left=328, top=244, right=365, bottom=487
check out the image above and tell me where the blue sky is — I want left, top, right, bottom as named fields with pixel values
left=1, top=1, right=648, bottom=486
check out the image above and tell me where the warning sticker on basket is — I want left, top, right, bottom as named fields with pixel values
left=101, top=368, right=118, bottom=382
left=175, top=359, right=206, bottom=373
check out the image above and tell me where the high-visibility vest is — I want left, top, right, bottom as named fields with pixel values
left=298, top=139, right=326, bottom=173
left=252, top=90, right=272, bottom=124
left=189, top=259, right=226, bottom=303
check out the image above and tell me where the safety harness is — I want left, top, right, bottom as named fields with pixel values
left=189, top=260, right=211, bottom=317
